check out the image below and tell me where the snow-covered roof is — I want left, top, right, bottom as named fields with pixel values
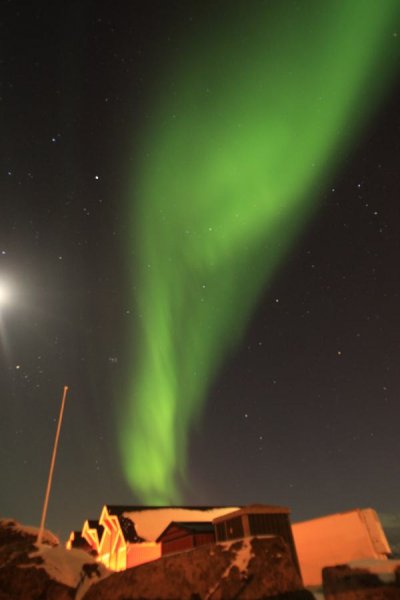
left=121, top=507, right=240, bottom=542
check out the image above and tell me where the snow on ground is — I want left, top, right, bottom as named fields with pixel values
left=123, top=507, right=239, bottom=541
left=221, top=536, right=252, bottom=578
left=0, top=519, right=58, bottom=545
left=75, top=563, right=111, bottom=600
left=29, top=544, right=110, bottom=597
left=306, top=587, right=324, bottom=600
left=205, top=537, right=254, bottom=599
left=30, top=545, right=96, bottom=587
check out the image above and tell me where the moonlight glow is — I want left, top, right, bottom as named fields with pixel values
left=0, top=282, right=11, bottom=306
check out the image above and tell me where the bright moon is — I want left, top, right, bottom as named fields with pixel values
left=0, top=282, right=11, bottom=306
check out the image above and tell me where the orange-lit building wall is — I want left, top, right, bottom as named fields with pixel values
left=76, top=507, right=161, bottom=572
left=65, top=532, right=75, bottom=550
left=292, top=508, right=391, bottom=586
left=97, top=507, right=127, bottom=571
left=127, top=542, right=161, bottom=568
left=81, top=521, right=101, bottom=554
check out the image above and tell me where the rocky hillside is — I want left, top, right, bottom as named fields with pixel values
left=323, top=561, right=400, bottom=599
left=0, top=519, right=107, bottom=600
left=83, top=535, right=314, bottom=600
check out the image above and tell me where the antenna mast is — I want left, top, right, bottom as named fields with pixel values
left=37, top=385, right=69, bottom=544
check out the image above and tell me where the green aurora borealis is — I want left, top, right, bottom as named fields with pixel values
left=121, top=1, right=399, bottom=504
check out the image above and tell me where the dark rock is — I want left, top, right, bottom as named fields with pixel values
left=0, top=519, right=58, bottom=549
left=0, top=518, right=58, bottom=570
left=323, top=564, right=400, bottom=600
left=83, top=535, right=314, bottom=600
left=0, top=564, right=74, bottom=600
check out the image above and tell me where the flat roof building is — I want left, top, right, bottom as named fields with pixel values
left=213, top=504, right=301, bottom=577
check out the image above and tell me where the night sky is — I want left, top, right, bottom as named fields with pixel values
left=1, top=1, right=400, bottom=545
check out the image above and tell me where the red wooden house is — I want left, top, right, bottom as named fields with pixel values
left=156, top=521, right=215, bottom=555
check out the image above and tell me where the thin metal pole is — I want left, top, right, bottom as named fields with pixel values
left=37, top=385, right=69, bottom=544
